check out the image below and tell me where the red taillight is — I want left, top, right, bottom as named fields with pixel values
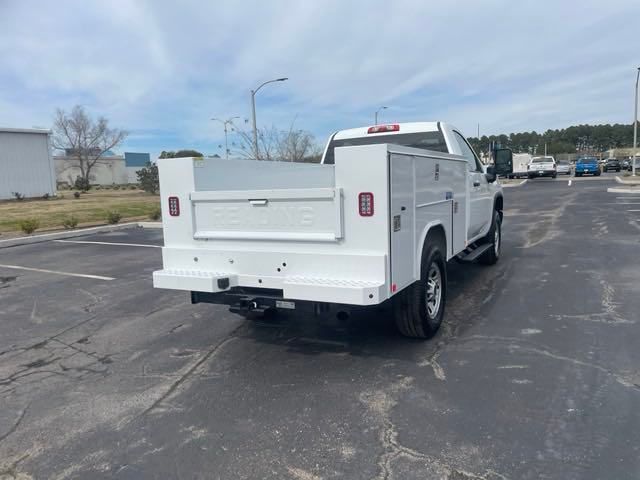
left=358, top=192, right=374, bottom=216
left=168, top=196, right=180, bottom=216
left=367, top=124, right=400, bottom=134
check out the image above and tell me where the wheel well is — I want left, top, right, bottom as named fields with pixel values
left=494, top=195, right=503, bottom=221
left=418, top=224, right=447, bottom=280
left=422, top=224, right=446, bottom=263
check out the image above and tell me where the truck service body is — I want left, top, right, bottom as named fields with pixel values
left=153, top=122, right=511, bottom=338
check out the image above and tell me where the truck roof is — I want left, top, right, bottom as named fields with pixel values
left=332, top=122, right=441, bottom=140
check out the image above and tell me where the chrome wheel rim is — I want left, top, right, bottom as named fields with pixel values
left=425, top=263, right=442, bottom=318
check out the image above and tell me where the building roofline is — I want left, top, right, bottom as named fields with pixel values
left=0, top=127, right=51, bottom=135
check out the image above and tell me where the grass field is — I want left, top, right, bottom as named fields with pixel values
left=0, top=189, right=160, bottom=234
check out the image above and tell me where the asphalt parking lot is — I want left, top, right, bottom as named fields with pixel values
left=1, top=176, right=640, bottom=480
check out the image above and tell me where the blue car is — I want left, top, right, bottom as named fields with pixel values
left=574, top=157, right=600, bottom=177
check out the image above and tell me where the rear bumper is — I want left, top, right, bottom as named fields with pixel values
left=528, top=169, right=556, bottom=177
left=153, top=269, right=386, bottom=306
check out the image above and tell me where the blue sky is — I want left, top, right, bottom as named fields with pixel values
left=1, top=0, right=639, bottom=158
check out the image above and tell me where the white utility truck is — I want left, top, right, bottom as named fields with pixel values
left=153, top=122, right=512, bottom=338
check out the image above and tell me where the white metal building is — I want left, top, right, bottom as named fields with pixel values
left=0, top=128, right=56, bottom=200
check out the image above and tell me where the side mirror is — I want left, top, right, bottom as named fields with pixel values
left=494, top=148, right=513, bottom=176
left=485, top=165, right=497, bottom=183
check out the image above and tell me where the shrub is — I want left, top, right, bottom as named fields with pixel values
left=95, top=185, right=102, bottom=190
left=19, top=218, right=39, bottom=234
left=113, top=185, right=120, bottom=190
left=149, top=207, right=162, bottom=221
left=74, top=176, right=90, bottom=192
left=73, top=191, right=81, bottom=199
left=136, top=162, right=159, bottom=194
left=129, top=185, right=137, bottom=190
left=106, top=211, right=121, bottom=224
left=62, top=215, right=79, bottom=229
left=12, top=192, right=25, bottom=201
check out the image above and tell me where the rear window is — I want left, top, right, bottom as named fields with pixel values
left=532, top=157, right=554, bottom=163
left=323, top=131, right=448, bottom=165
left=577, top=157, right=597, bottom=164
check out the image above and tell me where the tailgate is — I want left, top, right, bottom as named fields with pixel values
left=191, top=187, right=343, bottom=242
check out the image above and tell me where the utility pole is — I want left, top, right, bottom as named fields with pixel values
left=211, top=117, right=239, bottom=160
left=477, top=123, right=480, bottom=138
left=250, top=77, right=288, bottom=160
left=544, top=143, right=547, bottom=156
left=375, top=106, right=388, bottom=125
left=633, top=67, right=640, bottom=176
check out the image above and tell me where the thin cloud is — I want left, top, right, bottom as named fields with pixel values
left=1, top=0, right=638, bottom=157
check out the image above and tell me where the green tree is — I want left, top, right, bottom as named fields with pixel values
left=159, top=149, right=203, bottom=158
left=136, top=162, right=159, bottom=194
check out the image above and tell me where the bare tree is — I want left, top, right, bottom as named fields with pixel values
left=52, top=106, right=128, bottom=188
left=232, top=124, right=279, bottom=161
left=231, top=122, right=321, bottom=162
left=277, top=128, right=322, bottom=162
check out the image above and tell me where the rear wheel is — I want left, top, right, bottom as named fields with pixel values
left=479, top=211, right=501, bottom=265
left=393, top=244, right=446, bottom=339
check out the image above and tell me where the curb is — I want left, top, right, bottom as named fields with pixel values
left=501, top=179, right=527, bottom=188
left=607, top=187, right=640, bottom=194
left=615, top=176, right=640, bottom=185
left=136, top=222, right=163, bottom=229
left=0, top=222, right=162, bottom=249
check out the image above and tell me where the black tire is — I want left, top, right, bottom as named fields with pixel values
left=479, top=210, right=501, bottom=265
left=393, top=244, right=446, bottom=339
left=552, top=173, right=557, bottom=179
left=595, top=171, right=601, bottom=176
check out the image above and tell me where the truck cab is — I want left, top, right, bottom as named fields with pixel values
left=153, top=122, right=511, bottom=338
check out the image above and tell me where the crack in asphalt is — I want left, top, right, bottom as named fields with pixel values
left=0, top=452, right=31, bottom=480
left=459, top=335, right=640, bottom=391
left=137, top=325, right=244, bottom=417
left=360, top=377, right=509, bottom=480
left=0, top=403, right=30, bottom=444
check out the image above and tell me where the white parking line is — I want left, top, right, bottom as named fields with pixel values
left=627, top=210, right=640, bottom=212
left=0, top=264, right=115, bottom=281
left=54, top=240, right=162, bottom=248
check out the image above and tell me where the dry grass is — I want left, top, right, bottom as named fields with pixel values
left=0, top=189, right=160, bottom=234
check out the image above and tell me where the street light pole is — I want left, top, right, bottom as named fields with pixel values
left=211, top=116, right=239, bottom=160
left=633, top=67, right=640, bottom=176
left=250, top=77, right=288, bottom=160
left=375, top=106, right=388, bottom=125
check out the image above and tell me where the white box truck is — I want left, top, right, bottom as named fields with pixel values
left=508, top=153, right=532, bottom=179
left=153, top=122, right=512, bottom=338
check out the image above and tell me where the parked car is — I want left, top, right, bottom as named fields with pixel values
left=556, top=160, right=572, bottom=175
left=575, top=157, right=600, bottom=176
left=603, top=158, right=621, bottom=172
left=622, top=159, right=631, bottom=170
left=527, top=156, right=557, bottom=178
